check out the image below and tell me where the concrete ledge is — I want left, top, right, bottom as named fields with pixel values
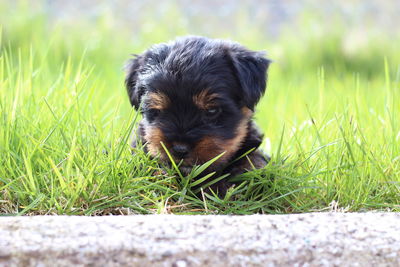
left=0, top=213, right=399, bottom=266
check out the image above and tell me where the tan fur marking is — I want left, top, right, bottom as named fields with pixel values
left=241, top=107, right=253, bottom=118
left=194, top=107, right=253, bottom=167
left=193, top=90, right=220, bottom=110
left=147, top=92, right=170, bottom=110
left=195, top=136, right=225, bottom=163
left=144, top=126, right=166, bottom=158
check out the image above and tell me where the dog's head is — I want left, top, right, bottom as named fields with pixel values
left=125, top=36, right=270, bottom=173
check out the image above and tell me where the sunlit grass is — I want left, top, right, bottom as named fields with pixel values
left=0, top=2, right=399, bottom=215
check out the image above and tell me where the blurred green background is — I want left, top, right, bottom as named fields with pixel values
left=2, top=0, right=399, bottom=119
left=2, top=0, right=399, bottom=156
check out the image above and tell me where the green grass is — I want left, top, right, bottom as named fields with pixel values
left=1, top=2, right=399, bottom=215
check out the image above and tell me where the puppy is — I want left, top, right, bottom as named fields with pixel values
left=125, top=36, right=270, bottom=193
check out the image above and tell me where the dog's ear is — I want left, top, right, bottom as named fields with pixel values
left=228, top=46, right=271, bottom=110
left=125, top=55, right=146, bottom=109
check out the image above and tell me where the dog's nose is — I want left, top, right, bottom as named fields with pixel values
left=171, top=143, right=189, bottom=158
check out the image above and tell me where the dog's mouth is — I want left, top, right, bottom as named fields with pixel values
left=179, top=165, right=193, bottom=175
left=176, top=157, right=197, bottom=175
left=161, top=161, right=194, bottom=176
left=161, top=156, right=200, bottom=175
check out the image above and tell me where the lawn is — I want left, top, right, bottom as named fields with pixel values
left=0, top=2, right=399, bottom=215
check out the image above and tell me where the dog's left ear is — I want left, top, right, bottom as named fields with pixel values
left=125, top=54, right=146, bottom=110
left=229, top=46, right=271, bottom=110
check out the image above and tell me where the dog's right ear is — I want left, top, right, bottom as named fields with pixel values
left=227, top=45, right=271, bottom=110
left=125, top=55, right=145, bottom=110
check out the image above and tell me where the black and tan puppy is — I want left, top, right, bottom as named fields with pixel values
left=125, top=36, right=270, bottom=193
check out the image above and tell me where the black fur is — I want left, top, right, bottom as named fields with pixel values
left=125, top=36, right=270, bottom=194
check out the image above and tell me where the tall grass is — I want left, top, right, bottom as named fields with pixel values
left=0, top=2, right=399, bottom=215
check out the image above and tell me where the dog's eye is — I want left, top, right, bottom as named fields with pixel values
left=205, top=107, right=221, bottom=118
left=146, top=109, right=161, bottom=121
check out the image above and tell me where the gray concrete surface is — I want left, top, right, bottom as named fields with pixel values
left=0, top=213, right=399, bottom=266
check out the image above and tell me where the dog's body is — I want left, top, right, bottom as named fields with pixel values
left=125, top=36, right=270, bottom=193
